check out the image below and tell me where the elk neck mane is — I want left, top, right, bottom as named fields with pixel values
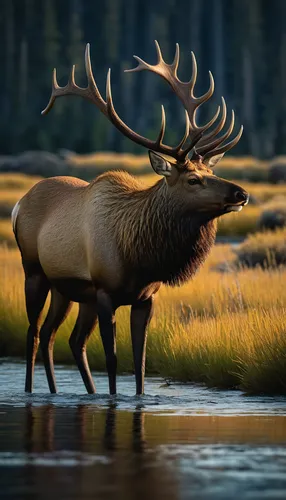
left=93, top=171, right=217, bottom=286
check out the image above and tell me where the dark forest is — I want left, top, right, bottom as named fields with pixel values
left=1, top=0, right=286, bottom=157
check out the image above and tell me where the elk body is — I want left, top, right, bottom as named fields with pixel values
left=13, top=42, right=249, bottom=395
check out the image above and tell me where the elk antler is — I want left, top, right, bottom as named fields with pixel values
left=126, top=41, right=243, bottom=162
left=42, top=42, right=242, bottom=163
left=42, top=44, right=193, bottom=161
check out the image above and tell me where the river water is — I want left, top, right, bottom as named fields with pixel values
left=1, top=360, right=286, bottom=499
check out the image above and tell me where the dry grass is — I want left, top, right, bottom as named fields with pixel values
left=67, top=152, right=286, bottom=183
left=67, top=153, right=271, bottom=182
left=0, top=173, right=41, bottom=218
left=2, top=153, right=286, bottom=183
left=217, top=206, right=261, bottom=237
left=243, top=182, right=286, bottom=202
left=257, top=197, right=286, bottom=231
left=0, top=220, right=16, bottom=247
left=234, top=228, right=286, bottom=268
left=0, top=243, right=285, bottom=393
left=69, top=152, right=267, bottom=169
left=0, top=173, right=42, bottom=190
left=0, top=190, right=27, bottom=218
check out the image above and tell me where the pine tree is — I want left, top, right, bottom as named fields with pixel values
left=0, top=0, right=284, bottom=157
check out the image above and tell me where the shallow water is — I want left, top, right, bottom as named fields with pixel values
left=1, top=360, right=286, bottom=499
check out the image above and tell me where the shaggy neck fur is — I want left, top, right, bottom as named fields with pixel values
left=111, top=175, right=217, bottom=286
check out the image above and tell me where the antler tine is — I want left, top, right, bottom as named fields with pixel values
left=178, top=131, right=203, bottom=161
left=156, top=105, right=166, bottom=145
left=83, top=44, right=107, bottom=115
left=188, top=52, right=197, bottom=93
left=195, top=97, right=227, bottom=148
left=174, top=110, right=190, bottom=152
left=41, top=68, right=60, bottom=115
left=192, top=103, right=220, bottom=135
left=44, top=43, right=182, bottom=161
left=197, top=109, right=235, bottom=156
left=125, top=41, right=221, bottom=158
left=203, top=125, right=243, bottom=160
left=105, top=68, right=177, bottom=158
left=171, top=43, right=180, bottom=75
left=43, top=42, right=242, bottom=164
left=154, top=39, right=164, bottom=63
left=42, top=43, right=107, bottom=116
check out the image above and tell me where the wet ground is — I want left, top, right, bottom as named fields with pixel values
left=1, top=360, right=286, bottom=499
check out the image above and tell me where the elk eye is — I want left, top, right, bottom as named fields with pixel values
left=187, top=177, right=200, bottom=185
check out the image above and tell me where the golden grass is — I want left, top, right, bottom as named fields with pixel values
left=68, top=151, right=149, bottom=168
left=0, top=243, right=286, bottom=393
left=0, top=174, right=41, bottom=218
left=68, top=152, right=274, bottom=182
left=234, top=228, right=286, bottom=268
left=68, top=152, right=269, bottom=169
left=0, top=173, right=42, bottom=190
left=0, top=190, right=27, bottom=218
left=217, top=206, right=261, bottom=237
left=242, top=182, right=286, bottom=201
left=0, top=220, right=16, bottom=247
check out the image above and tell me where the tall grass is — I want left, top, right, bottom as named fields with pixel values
left=234, top=228, right=286, bottom=267
left=0, top=244, right=285, bottom=393
left=0, top=220, right=16, bottom=247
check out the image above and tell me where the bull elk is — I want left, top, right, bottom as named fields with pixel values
left=12, top=41, right=249, bottom=395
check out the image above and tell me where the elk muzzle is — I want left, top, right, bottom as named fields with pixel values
left=224, top=183, right=249, bottom=213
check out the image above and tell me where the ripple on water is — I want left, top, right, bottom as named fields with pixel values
left=0, top=360, right=286, bottom=415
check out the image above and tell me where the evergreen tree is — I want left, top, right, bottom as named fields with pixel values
left=0, top=0, right=284, bottom=157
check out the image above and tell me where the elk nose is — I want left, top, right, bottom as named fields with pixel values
left=234, top=190, right=249, bottom=204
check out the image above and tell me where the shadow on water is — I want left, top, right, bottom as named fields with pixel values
left=1, top=362, right=286, bottom=499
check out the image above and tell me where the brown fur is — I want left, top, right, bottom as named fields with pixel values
left=98, top=172, right=217, bottom=286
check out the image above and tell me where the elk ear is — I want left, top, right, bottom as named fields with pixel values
left=148, top=150, right=172, bottom=177
left=204, top=153, right=225, bottom=169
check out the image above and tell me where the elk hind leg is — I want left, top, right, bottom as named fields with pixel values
left=69, top=303, right=97, bottom=394
left=24, top=269, right=50, bottom=393
left=40, top=287, right=72, bottom=393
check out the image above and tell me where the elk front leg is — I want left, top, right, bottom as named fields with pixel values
left=130, top=296, right=154, bottom=395
left=97, top=291, right=117, bottom=395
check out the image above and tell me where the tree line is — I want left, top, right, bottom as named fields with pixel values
left=1, top=0, right=286, bottom=158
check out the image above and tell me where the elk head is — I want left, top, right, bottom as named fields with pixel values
left=42, top=41, right=249, bottom=218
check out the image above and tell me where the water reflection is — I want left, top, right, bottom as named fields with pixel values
left=1, top=404, right=286, bottom=499
left=22, top=403, right=148, bottom=456
left=1, top=404, right=178, bottom=499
